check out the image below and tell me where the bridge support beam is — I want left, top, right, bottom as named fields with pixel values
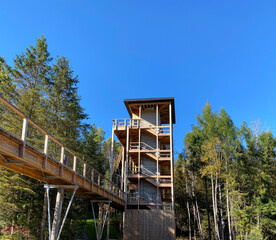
left=44, top=184, right=78, bottom=240
left=91, top=200, right=111, bottom=240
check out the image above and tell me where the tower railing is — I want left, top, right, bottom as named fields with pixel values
left=112, top=119, right=139, bottom=127
left=127, top=191, right=173, bottom=209
left=129, top=141, right=155, bottom=151
left=112, top=118, right=170, bottom=133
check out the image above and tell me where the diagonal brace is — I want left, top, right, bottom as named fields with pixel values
left=91, top=200, right=111, bottom=240
left=44, top=184, right=78, bottom=240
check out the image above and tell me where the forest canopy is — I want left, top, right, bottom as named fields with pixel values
left=175, top=102, right=276, bottom=240
left=0, top=36, right=120, bottom=239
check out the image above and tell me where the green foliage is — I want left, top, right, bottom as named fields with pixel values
left=83, top=219, right=120, bottom=239
left=81, top=124, right=107, bottom=174
left=12, top=35, right=52, bottom=121
left=0, top=57, right=16, bottom=102
left=0, top=169, right=36, bottom=229
left=46, top=56, right=88, bottom=149
left=175, top=102, right=276, bottom=240
left=0, top=35, right=113, bottom=239
left=247, top=226, right=264, bottom=240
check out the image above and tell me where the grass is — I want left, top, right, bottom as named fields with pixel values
left=83, top=219, right=120, bottom=239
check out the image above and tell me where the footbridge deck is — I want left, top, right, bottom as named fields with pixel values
left=0, top=97, right=125, bottom=210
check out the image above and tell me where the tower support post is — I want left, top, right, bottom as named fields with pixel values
left=124, top=126, right=129, bottom=196
left=110, top=126, right=115, bottom=183
left=120, top=147, right=125, bottom=190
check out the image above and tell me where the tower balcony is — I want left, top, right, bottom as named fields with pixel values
left=113, top=118, right=170, bottom=134
left=113, top=119, right=139, bottom=129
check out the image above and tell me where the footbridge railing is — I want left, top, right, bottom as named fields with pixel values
left=0, top=96, right=126, bottom=201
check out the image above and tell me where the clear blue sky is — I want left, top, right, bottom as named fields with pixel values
left=1, top=1, right=276, bottom=157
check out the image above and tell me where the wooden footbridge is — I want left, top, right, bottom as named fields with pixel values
left=0, top=96, right=126, bottom=239
left=0, top=96, right=125, bottom=208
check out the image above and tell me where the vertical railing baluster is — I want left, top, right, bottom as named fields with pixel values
left=44, top=135, right=49, bottom=156
left=21, top=118, right=28, bottom=158
left=73, top=156, right=77, bottom=172
left=43, top=135, right=49, bottom=168
left=60, top=146, right=64, bottom=163
left=98, top=174, right=100, bottom=186
left=83, top=162, right=86, bottom=177
left=91, top=169, right=94, bottom=183
left=60, top=146, right=65, bottom=177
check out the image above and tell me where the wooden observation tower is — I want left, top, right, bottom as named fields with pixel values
left=112, top=97, right=176, bottom=240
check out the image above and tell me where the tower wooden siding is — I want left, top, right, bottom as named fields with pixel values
left=124, top=210, right=175, bottom=240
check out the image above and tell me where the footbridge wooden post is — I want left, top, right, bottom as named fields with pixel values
left=21, top=117, right=28, bottom=158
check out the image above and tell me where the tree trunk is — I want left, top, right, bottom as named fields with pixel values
left=225, top=160, right=232, bottom=240
left=230, top=192, right=236, bottom=239
left=204, top=176, right=212, bottom=240
left=39, top=190, right=47, bottom=240
left=211, top=175, right=220, bottom=240
left=51, top=188, right=64, bottom=240
left=186, top=179, right=192, bottom=240
left=120, top=211, right=123, bottom=239
left=226, top=179, right=232, bottom=240
left=211, top=175, right=216, bottom=239
left=107, top=209, right=110, bottom=240
left=83, top=200, right=88, bottom=239
left=187, top=200, right=192, bottom=240
left=193, top=203, right=197, bottom=240
left=215, top=176, right=220, bottom=240
left=97, top=203, right=103, bottom=240
left=192, top=173, right=203, bottom=239
left=11, top=220, right=14, bottom=235
left=218, top=178, right=225, bottom=240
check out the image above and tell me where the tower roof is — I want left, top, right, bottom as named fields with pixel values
left=124, top=97, right=176, bottom=124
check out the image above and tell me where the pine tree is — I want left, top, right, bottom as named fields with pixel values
left=12, top=35, right=52, bottom=122
left=46, top=56, right=87, bottom=148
